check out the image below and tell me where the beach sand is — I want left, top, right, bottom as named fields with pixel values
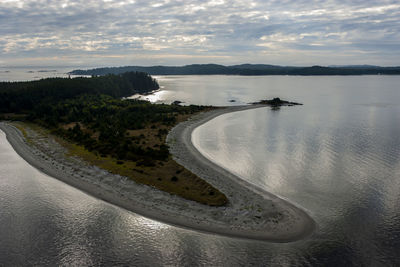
left=0, top=105, right=315, bottom=242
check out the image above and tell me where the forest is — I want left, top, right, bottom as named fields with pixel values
left=0, top=71, right=159, bottom=113
left=0, top=72, right=227, bottom=206
left=35, top=94, right=207, bottom=164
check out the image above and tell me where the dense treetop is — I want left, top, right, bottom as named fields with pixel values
left=0, top=71, right=228, bottom=205
left=0, top=70, right=206, bottom=167
left=38, top=95, right=206, bottom=163
left=0, top=71, right=159, bottom=113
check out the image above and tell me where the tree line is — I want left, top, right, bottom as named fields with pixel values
left=0, top=71, right=207, bottom=166
left=70, top=64, right=400, bottom=76
left=0, top=71, right=159, bottom=113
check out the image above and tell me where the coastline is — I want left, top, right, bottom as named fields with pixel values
left=0, top=105, right=315, bottom=242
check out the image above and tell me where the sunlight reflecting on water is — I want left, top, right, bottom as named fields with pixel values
left=128, top=89, right=173, bottom=103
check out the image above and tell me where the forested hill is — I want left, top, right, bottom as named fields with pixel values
left=0, top=71, right=159, bottom=113
left=70, top=64, right=400, bottom=76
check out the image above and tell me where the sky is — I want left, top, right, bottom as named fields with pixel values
left=0, top=0, right=399, bottom=67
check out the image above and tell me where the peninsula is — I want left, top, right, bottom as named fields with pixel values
left=0, top=73, right=315, bottom=241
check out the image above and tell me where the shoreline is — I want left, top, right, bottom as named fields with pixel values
left=167, top=105, right=316, bottom=241
left=0, top=105, right=315, bottom=242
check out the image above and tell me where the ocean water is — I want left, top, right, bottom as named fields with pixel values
left=0, top=67, right=84, bottom=82
left=1, top=74, right=400, bottom=265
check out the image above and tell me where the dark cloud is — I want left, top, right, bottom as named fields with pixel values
left=0, top=0, right=399, bottom=66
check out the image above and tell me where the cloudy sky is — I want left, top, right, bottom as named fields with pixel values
left=0, top=0, right=399, bottom=67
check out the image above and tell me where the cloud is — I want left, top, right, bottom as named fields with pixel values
left=0, top=0, right=399, bottom=66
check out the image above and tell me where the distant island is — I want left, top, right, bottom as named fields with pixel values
left=70, top=64, right=400, bottom=76
left=251, top=97, right=302, bottom=106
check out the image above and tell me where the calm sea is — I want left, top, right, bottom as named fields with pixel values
left=0, top=67, right=85, bottom=82
left=1, top=74, right=399, bottom=265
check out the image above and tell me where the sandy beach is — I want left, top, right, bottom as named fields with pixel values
left=0, top=105, right=315, bottom=242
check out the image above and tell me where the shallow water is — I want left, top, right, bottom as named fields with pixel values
left=1, top=74, right=400, bottom=265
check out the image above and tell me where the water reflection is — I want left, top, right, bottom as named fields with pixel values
left=193, top=90, right=400, bottom=265
left=144, top=75, right=400, bottom=109
left=1, top=75, right=400, bottom=265
left=0, top=129, right=311, bottom=266
left=127, top=89, right=172, bottom=103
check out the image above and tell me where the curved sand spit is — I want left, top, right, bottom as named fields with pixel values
left=0, top=105, right=315, bottom=242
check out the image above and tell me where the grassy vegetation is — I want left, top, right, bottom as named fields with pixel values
left=13, top=112, right=228, bottom=207
left=64, top=142, right=228, bottom=206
